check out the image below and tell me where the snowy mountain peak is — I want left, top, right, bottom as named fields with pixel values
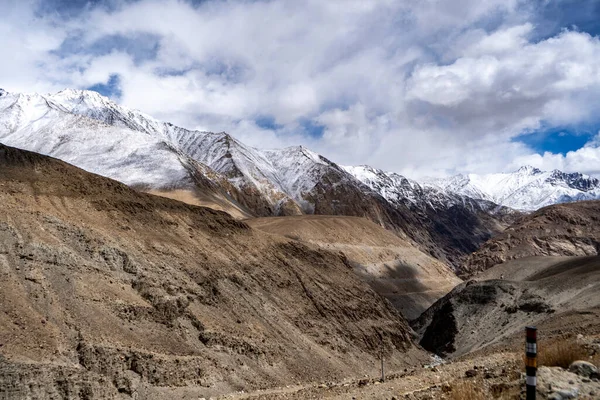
left=54, top=87, right=106, bottom=98
left=430, top=167, right=600, bottom=211
left=1, top=87, right=598, bottom=217
left=516, top=165, right=542, bottom=175
left=281, top=145, right=326, bottom=164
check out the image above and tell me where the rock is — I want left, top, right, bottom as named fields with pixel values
left=465, top=369, right=478, bottom=378
left=568, top=360, right=598, bottom=378
left=548, top=388, right=579, bottom=400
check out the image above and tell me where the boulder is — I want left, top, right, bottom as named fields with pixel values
left=568, top=361, right=598, bottom=378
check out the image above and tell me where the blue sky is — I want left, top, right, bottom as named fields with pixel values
left=87, top=73, right=122, bottom=98
left=517, top=127, right=596, bottom=154
left=532, top=0, right=600, bottom=39
left=2, top=0, right=600, bottom=177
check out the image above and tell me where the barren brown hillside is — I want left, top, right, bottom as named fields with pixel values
left=248, top=215, right=461, bottom=320
left=462, top=201, right=600, bottom=277
left=413, top=256, right=600, bottom=358
left=0, top=144, right=426, bottom=399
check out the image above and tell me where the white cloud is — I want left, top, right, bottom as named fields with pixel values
left=0, top=1, right=69, bottom=93
left=2, top=0, right=600, bottom=178
left=512, top=133, right=600, bottom=176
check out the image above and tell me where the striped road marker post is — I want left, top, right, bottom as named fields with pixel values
left=525, top=326, right=537, bottom=400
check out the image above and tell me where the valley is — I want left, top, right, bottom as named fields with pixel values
left=3, top=1, right=600, bottom=398
left=0, top=144, right=426, bottom=398
left=1, top=90, right=600, bottom=399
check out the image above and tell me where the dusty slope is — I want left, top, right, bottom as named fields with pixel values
left=247, top=216, right=461, bottom=320
left=0, top=144, right=427, bottom=399
left=147, top=189, right=252, bottom=219
left=462, top=201, right=600, bottom=277
left=413, top=256, right=600, bottom=358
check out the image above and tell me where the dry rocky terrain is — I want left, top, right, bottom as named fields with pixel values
left=462, top=201, right=600, bottom=277
left=0, top=144, right=427, bottom=399
left=248, top=215, right=461, bottom=320
left=2, top=142, right=600, bottom=400
left=215, top=342, right=600, bottom=399
left=413, top=256, right=600, bottom=358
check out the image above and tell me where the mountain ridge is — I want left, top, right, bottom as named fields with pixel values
left=461, top=200, right=600, bottom=277
left=0, top=88, right=536, bottom=270
left=425, top=166, right=600, bottom=211
left=0, top=142, right=427, bottom=397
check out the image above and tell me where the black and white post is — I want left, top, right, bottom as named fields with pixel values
left=380, top=337, right=385, bottom=383
left=525, top=326, right=537, bottom=400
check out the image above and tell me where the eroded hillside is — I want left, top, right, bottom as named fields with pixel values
left=247, top=215, right=461, bottom=320
left=0, top=144, right=426, bottom=399
left=413, top=256, right=600, bottom=357
left=462, top=201, right=600, bottom=277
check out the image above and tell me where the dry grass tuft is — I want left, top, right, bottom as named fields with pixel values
left=449, top=380, right=485, bottom=400
left=538, top=339, right=588, bottom=368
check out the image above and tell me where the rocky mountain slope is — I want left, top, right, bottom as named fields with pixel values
left=427, top=166, right=600, bottom=211
left=462, top=200, right=600, bottom=277
left=413, top=256, right=600, bottom=358
left=0, top=88, right=517, bottom=270
left=0, top=143, right=427, bottom=399
left=341, top=164, right=519, bottom=268
left=247, top=215, right=462, bottom=320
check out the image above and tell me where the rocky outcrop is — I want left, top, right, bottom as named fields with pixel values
left=462, top=201, right=600, bottom=277
left=412, top=256, right=600, bottom=358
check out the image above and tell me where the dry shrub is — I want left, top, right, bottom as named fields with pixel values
left=449, top=380, right=485, bottom=400
left=538, top=339, right=588, bottom=368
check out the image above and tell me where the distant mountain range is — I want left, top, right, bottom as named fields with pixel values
left=425, top=166, right=600, bottom=211
left=2, top=88, right=598, bottom=269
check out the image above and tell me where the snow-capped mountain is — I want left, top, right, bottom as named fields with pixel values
left=425, top=166, right=600, bottom=211
left=0, top=88, right=192, bottom=188
left=0, top=88, right=516, bottom=269
left=342, top=165, right=507, bottom=213
left=0, top=88, right=311, bottom=216
left=341, top=164, right=522, bottom=267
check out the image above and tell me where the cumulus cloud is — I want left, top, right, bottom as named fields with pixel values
left=512, top=133, right=600, bottom=176
left=2, top=0, right=600, bottom=178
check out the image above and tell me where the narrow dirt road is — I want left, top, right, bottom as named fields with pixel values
left=219, top=352, right=523, bottom=399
